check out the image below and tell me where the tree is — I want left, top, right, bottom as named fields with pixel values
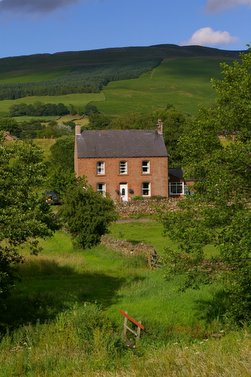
left=162, top=51, right=251, bottom=324
left=47, top=135, right=75, bottom=197
left=83, top=103, right=99, bottom=116
left=210, top=51, right=251, bottom=137
left=0, top=118, right=22, bottom=138
left=60, top=178, right=117, bottom=249
left=0, top=137, right=56, bottom=299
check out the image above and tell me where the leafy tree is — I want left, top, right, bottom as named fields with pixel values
left=83, top=103, right=99, bottom=116
left=0, top=118, right=22, bottom=138
left=47, top=135, right=75, bottom=197
left=0, top=137, right=56, bottom=299
left=162, top=51, right=251, bottom=324
left=88, top=113, right=111, bottom=130
left=210, top=51, right=251, bottom=137
left=60, top=178, right=117, bottom=249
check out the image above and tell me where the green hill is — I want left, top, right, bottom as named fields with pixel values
left=0, top=44, right=243, bottom=116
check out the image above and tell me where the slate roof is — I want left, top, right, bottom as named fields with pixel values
left=76, top=130, right=168, bottom=158
left=168, top=168, right=184, bottom=180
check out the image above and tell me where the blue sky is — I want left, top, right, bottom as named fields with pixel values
left=0, top=0, right=250, bottom=58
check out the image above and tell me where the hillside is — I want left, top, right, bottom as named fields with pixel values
left=0, top=44, right=243, bottom=116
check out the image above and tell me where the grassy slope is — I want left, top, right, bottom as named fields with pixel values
left=0, top=57, right=225, bottom=117
left=0, top=225, right=250, bottom=376
left=98, top=57, right=222, bottom=116
left=0, top=45, right=241, bottom=117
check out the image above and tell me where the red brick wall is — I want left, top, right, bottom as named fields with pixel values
left=75, top=156, right=168, bottom=200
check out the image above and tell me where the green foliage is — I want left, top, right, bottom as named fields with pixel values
left=87, top=113, right=111, bottom=129
left=162, top=51, right=251, bottom=325
left=0, top=118, right=73, bottom=140
left=0, top=118, right=23, bottom=138
left=0, top=138, right=56, bottom=299
left=49, top=135, right=74, bottom=171
left=46, top=135, right=75, bottom=197
left=83, top=103, right=99, bottom=115
left=211, top=51, right=251, bottom=136
left=60, top=178, right=118, bottom=248
left=9, top=102, right=70, bottom=117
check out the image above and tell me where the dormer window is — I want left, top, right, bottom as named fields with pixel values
left=119, top=161, right=127, bottom=175
left=142, top=160, right=150, bottom=174
left=97, top=161, right=105, bottom=175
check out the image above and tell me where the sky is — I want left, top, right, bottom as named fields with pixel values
left=0, top=0, right=250, bottom=58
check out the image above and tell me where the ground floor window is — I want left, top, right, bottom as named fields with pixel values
left=96, top=183, right=106, bottom=197
left=169, top=182, right=184, bottom=195
left=142, top=182, right=151, bottom=197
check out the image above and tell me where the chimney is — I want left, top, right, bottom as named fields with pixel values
left=156, top=119, right=163, bottom=135
left=75, top=125, right=81, bottom=136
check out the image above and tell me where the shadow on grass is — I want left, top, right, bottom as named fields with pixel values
left=0, top=258, right=140, bottom=334
left=195, top=289, right=230, bottom=323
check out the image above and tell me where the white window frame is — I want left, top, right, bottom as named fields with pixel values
left=96, top=161, right=105, bottom=175
left=169, top=182, right=184, bottom=196
left=119, top=161, right=128, bottom=175
left=142, top=160, right=150, bottom=174
left=96, top=183, right=106, bottom=197
left=142, top=182, right=151, bottom=197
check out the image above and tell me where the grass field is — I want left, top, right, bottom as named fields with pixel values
left=0, top=92, right=105, bottom=116
left=93, top=57, right=224, bottom=116
left=0, top=223, right=250, bottom=376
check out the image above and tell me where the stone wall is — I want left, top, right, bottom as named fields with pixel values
left=115, top=197, right=179, bottom=218
left=101, top=235, right=159, bottom=268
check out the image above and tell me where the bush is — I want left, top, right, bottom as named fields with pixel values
left=60, top=178, right=118, bottom=248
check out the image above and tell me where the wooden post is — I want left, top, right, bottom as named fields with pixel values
left=123, top=312, right=128, bottom=341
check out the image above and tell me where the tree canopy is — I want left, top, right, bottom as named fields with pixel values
left=0, top=137, right=56, bottom=298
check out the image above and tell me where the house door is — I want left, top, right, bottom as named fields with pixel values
left=120, top=183, right=128, bottom=202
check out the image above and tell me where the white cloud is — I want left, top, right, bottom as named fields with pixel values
left=206, top=0, right=251, bottom=12
left=182, top=27, right=238, bottom=47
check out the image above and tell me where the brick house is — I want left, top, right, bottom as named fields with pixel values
left=74, top=122, right=168, bottom=201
